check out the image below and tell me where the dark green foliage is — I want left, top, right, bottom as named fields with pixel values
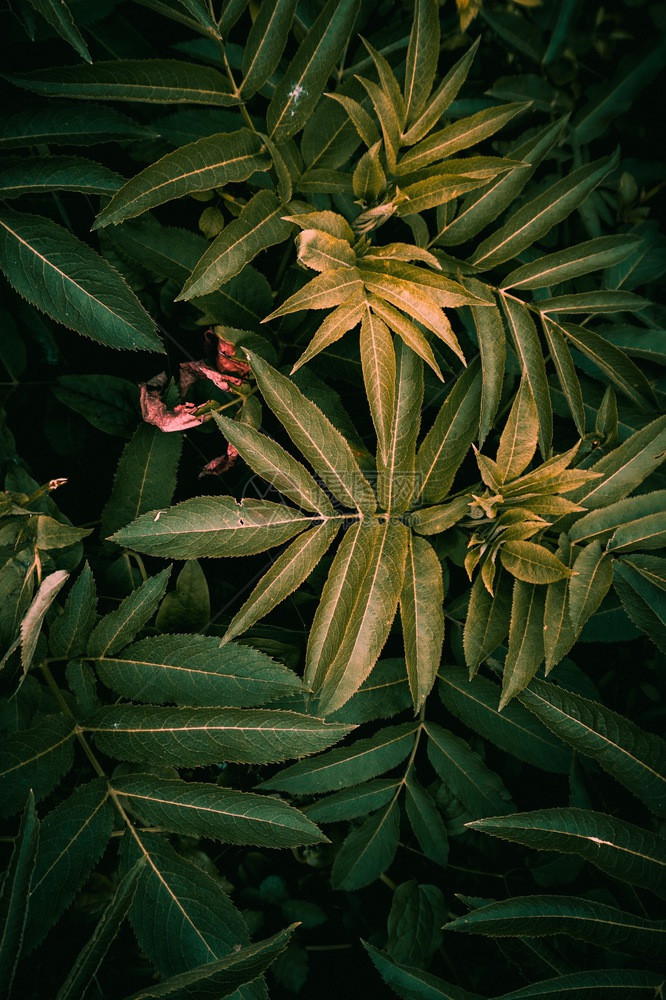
left=1, top=0, right=664, bottom=997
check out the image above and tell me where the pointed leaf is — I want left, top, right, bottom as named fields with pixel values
left=259, top=722, right=418, bottom=794
left=519, top=678, right=666, bottom=818
left=331, top=797, right=400, bottom=890
left=409, top=496, right=470, bottom=536
left=304, top=780, right=400, bottom=823
left=472, top=152, right=620, bottom=269
left=403, top=0, right=440, bottom=124
left=426, top=721, right=514, bottom=818
left=501, top=580, right=546, bottom=709
left=570, top=415, right=666, bottom=510
left=403, top=38, right=480, bottom=145
left=500, top=542, right=572, bottom=585
left=93, top=634, right=302, bottom=707
left=87, top=568, right=171, bottom=657
left=95, top=130, right=268, bottom=228
left=102, top=424, right=182, bottom=538
left=0, top=792, right=39, bottom=998
left=614, top=559, right=666, bottom=654
left=0, top=155, right=122, bottom=198
left=0, top=716, right=75, bottom=818
left=24, top=779, right=114, bottom=953
left=111, top=497, right=314, bottom=559
left=502, top=236, right=642, bottom=291
left=414, top=358, right=482, bottom=504
left=366, top=293, right=443, bottom=379
left=25, top=0, right=91, bottom=61
left=316, top=521, right=409, bottom=715
left=499, top=969, right=665, bottom=1000
left=404, top=778, right=449, bottom=866
left=496, top=378, right=539, bottom=483
left=85, top=706, right=352, bottom=766
left=240, top=0, right=299, bottom=98
left=541, top=320, right=585, bottom=437
left=54, top=861, right=143, bottom=1000
left=10, top=60, right=237, bottom=105
left=360, top=305, right=396, bottom=464
left=446, top=894, right=666, bottom=958
left=112, top=774, right=325, bottom=847
left=468, top=808, right=666, bottom=897
left=179, top=191, right=293, bottom=299
left=501, top=295, right=552, bottom=458
left=568, top=541, right=613, bottom=633
left=0, top=208, right=162, bottom=352
left=267, top=0, right=360, bottom=143
left=463, top=569, right=512, bottom=676
left=227, top=523, right=338, bottom=642
left=20, top=569, right=69, bottom=675
left=213, top=413, right=333, bottom=515
left=250, top=353, right=376, bottom=513
left=608, top=513, right=666, bottom=554
left=0, top=102, right=153, bottom=148
left=438, top=665, right=572, bottom=773
left=570, top=492, right=666, bottom=545
left=401, top=535, right=444, bottom=712
left=49, top=563, right=97, bottom=660
left=543, top=537, right=577, bottom=672
left=291, top=295, right=364, bottom=371
left=364, top=943, right=483, bottom=1000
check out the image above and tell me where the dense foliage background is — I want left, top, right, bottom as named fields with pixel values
left=1, top=1, right=665, bottom=998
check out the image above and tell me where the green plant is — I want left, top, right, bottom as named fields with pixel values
left=1, top=1, right=665, bottom=998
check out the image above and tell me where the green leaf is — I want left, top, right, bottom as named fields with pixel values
left=102, top=423, right=182, bottom=538
left=472, top=151, right=620, bottom=269
left=518, top=678, right=666, bottom=818
left=414, top=358, right=482, bottom=504
left=111, top=497, right=314, bottom=559
left=438, top=665, right=572, bottom=774
left=547, top=318, right=656, bottom=411
left=398, top=103, right=526, bottom=175
left=0, top=716, right=75, bottom=818
left=467, top=288, right=506, bottom=448
left=20, top=569, right=69, bottom=675
left=155, top=561, right=210, bottom=633
left=291, top=295, right=365, bottom=371
left=126, top=926, right=294, bottom=1000
left=265, top=267, right=364, bottom=320
left=571, top=415, right=666, bottom=510
left=260, top=722, right=418, bottom=794
left=24, top=779, right=114, bottom=953
left=0, top=792, right=39, bottom=998
left=409, top=496, right=470, bottom=536
left=401, top=535, right=444, bottom=712
left=500, top=296, right=552, bottom=459
left=404, top=778, right=449, bottom=867
left=502, top=236, right=642, bottom=291
left=324, top=658, right=413, bottom=724
left=0, top=102, right=155, bottom=148
left=223, top=521, right=339, bottom=643
left=0, top=155, right=122, bottom=198
left=437, top=117, right=566, bottom=247
left=568, top=540, right=613, bottom=633
left=463, top=569, right=512, bottom=676
left=360, top=305, right=396, bottom=464
left=403, top=0, right=440, bottom=125
left=445, top=894, right=666, bottom=958
left=468, top=808, right=666, bottom=898
left=570, top=492, right=666, bottom=545
left=609, top=513, right=666, bottom=554
left=364, top=943, right=483, bottom=1000
left=179, top=191, right=293, bottom=299
left=499, top=969, right=666, bottom=1000
left=387, top=880, right=446, bottom=967
left=541, top=320, right=585, bottom=437
left=303, top=780, right=400, bottom=823
left=95, top=130, right=268, bottom=229
left=49, top=563, right=97, bottom=660
left=249, top=352, right=376, bottom=513
left=0, top=208, right=162, bottom=352
left=377, top=340, right=424, bottom=513
left=403, top=38, right=480, bottom=146
left=501, top=580, right=546, bottom=710
left=85, top=706, right=352, bottom=766
left=500, top=542, right=572, bottom=585
left=295, top=229, right=356, bottom=272
left=316, top=521, right=410, bottom=715
left=267, top=0, right=360, bottom=143
left=10, top=60, right=237, bottom=105
left=496, top=378, right=539, bottom=483
left=54, top=861, right=143, bottom=1000
left=426, top=721, right=514, bottom=818
left=613, top=558, right=666, bottom=654
left=240, top=0, right=298, bottom=98
left=121, top=831, right=249, bottom=978
left=365, top=293, right=444, bottom=380
left=331, top=797, right=400, bottom=890
left=25, top=0, right=91, bottom=62
left=93, top=634, right=301, bottom=707
left=87, top=568, right=171, bottom=657
left=52, top=374, right=139, bottom=437
left=212, top=412, right=334, bottom=515
left=111, top=774, right=325, bottom=847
